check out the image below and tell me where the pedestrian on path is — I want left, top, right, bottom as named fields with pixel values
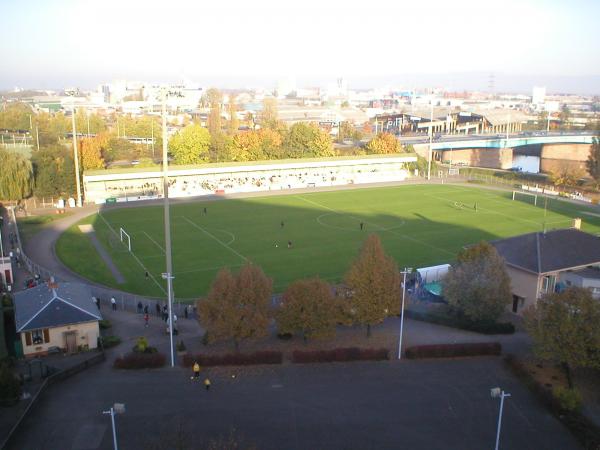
left=155, top=303, right=161, bottom=317
left=111, top=297, right=116, bottom=311
left=92, top=296, right=99, bottom=310
left=184, top=305, right=188, bottom=319
left=137, top=301, right=143, bottom=313
left=144, top=313, right=149, bottom=327
left=192, top=362, right=200, bottom=379
left=144, top=304, right=149, bottom=314
left=204, top=378, right=211, bottom=391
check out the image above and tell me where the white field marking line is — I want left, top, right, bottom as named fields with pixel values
left=218, top=229, right=236, bottom=246
left=296, top=195, right=455, bottom=257
left=580, top=211, right=600, bottom=218
left=96, top=212, right=167, bottom=296
left=424, top=192, right=543, bottom=228
left=142, top=231, right=166, bottom=254
left=175, top=264, right=244, bottom=275
left=181, top=216, right=248, bottom=262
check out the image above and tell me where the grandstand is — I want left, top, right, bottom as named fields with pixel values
left=82, top=154, right=417, bottom=204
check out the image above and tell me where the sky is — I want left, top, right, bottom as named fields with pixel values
left=1, top=0, right=599, bottom=93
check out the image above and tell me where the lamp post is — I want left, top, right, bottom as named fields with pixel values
left=102, top=403, right=125, bottom=450
left=491, top=387, right=511, bottom=450
left=398, top=267, right=412, bottom=359
left=162, top=272, right=175, bottom=367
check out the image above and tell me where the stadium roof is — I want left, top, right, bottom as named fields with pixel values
left=491, top=228, right=600, bottom=275
left=85, top=153, right=417, bottom=177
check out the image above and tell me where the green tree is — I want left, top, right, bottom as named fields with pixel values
left=168, top=124, right=211, bottom=164
left=524, top=287, right=600, bottom=387
left=198, top=263, right=272, bottom=350
left=344, top=234, right=400, bottom=337
left=79, top=134, right=107, bottom=170
left=228, top=94, right=240, bottom=135
left=75, top=110, right=106, bottom=135
left=559, top=105, right=571, bottom=129
left=586, top=137, right=600, bottom=186
left=0, top=149, right=33, bottom=200
left=443, top=241, right=511, bottom=322
left=32, top=145, right=76, bottom=198
left=337, top=121, right=362, bottom=143
left=210, top=133, right=234, bottom=162
left=260, top=98, right=278, bottom=129
left=206, top=88, right=223, bottom=136
left=365, top=132, right=402, bottom=154
left=284, top=123, right=335, bottom=158
left=0, top=102, right=33, bottom=130
left=276, top=278, right=338, bottom=342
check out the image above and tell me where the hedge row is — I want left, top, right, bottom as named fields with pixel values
left=404, top=310, right=515, bottom=335
left=182, top=351, right=283, bottom=367
left=405, top=342, right=501, bottom=359
left=504, top=355, right=600, bottom=449
left=114, top=352, right=166, bottom=369
left=292, top=347, right=389, bottom=363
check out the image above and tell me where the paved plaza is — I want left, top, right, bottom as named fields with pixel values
left=8, top=355, right=579, bottom=450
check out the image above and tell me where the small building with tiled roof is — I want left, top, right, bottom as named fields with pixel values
left=14, top=282, right=102, bottom=357
left=490, top=227, right=600, bottom=314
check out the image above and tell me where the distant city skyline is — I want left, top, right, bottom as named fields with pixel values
left=1, top=0, right=599, bottom=94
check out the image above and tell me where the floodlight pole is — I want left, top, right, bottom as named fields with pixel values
left=70, top=96, right=82, bottom=207
left=427, top=103, right=433, bottom=180
left=398, top=268, right=412, bottom=359
left=161, top=87, right=176, bottom=368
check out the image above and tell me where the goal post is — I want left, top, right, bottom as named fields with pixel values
left=119, top=227, right=132, bottom=252
left=512, top=191, right=537, bottom=206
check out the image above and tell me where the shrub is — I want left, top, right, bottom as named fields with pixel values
left=277, top=332, right=293, bottom=340
left=101, top=335, right=121, bottom=349
left=404, top=310, right=515, bottom=334
left=99, top=320, right=112, bottom=329
left=404, top=342, right=501, bottom=359
left=132, top=336, right=157, bottom=353
left=181, top=351, right=283, bottom=367
left=0, top=364, right=21, bottom=406
left=202, top=332, right=209, bottom=346
left=504, top=355, right=600, bottom=449
left=114, top=352, right=166, bottom=369
left=553, top=387, right=582, bottom=412
left=176, top=340, right=186, bottom=352
left=291, top=347, right=389, bottom=364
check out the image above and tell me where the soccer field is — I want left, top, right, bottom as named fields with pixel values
left=56, top=184, right=600, bottom=299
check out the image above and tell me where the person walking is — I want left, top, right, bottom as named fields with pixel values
left=360, top=222, right=364, bottom=231
left=184, top=305, right=188, bottom=319
left=144, top=313, right=149, bottom=327
left=144, top=304, right=149, bottom=314
left=204, top=378, right=211, bottom=391
left=155, top=303, right=161, bottom=317
left=192, top=362, right=201, bottom=380
left=111, top=297, right=116, bottom=311
left=145, top=270, right=149, bottom=280
left=92, top=296, right=99, bottom=310
left=137, top=301, right=143, bottom=314
left=203, top=207, right=207, bottom=215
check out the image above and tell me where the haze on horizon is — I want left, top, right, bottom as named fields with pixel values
left=1, top=0, right=599, bottom=94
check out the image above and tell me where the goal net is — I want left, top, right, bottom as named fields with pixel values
left=512, top=191, right=537, bottom=206
left=120, top=227, right=132, bottom=252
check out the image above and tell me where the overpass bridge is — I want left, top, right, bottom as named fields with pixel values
left=408, top=132, right=598, bottom=173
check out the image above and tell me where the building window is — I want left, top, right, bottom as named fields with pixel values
left=26, top=329, right=49, bottom=346
left=541, top=275, right=556, bottom=293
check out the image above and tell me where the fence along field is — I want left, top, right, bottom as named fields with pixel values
left=56, top=184, right=600, bottom=299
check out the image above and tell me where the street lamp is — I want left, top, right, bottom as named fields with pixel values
left=102, top=403, right=125, bottom=450
left=427, top=103, right=433, bottom=180
left=491, top=387, right=511, bottom=450
left=398, top=267, right=412, bottom=359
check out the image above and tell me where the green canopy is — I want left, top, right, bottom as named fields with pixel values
left=424, top=282, right=442, bottom=297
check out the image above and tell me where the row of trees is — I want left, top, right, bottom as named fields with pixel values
left=197, top=235, right=400, bottom=349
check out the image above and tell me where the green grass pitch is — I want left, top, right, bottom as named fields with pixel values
left=56, top=184, right=600, bottom=299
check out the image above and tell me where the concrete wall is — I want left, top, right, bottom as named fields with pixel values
left=505, top=266, right=540, bottom=314
left=441, top=148, right=513, bottom=169
left=21, top=321, right=100, bottom=357
left=540, top=143, right=592, bottom=176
